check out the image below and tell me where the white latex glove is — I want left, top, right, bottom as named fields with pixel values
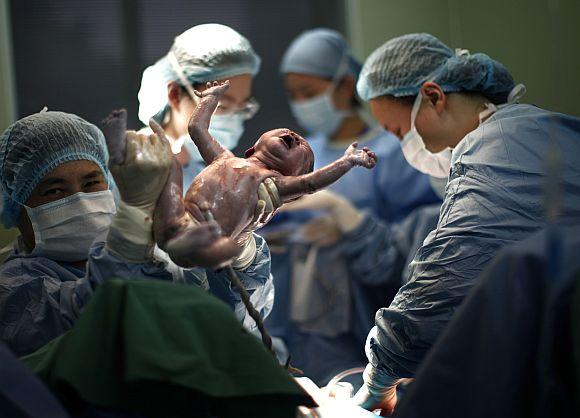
left=236, top=178, right=282, bottom=251
left=280, top=190, right=364, bottom=234
left=109, top=120, right=172, bottom=214
left=297, top=215, right=342, bottom=247
left=106, top=120, right=172, bottom=262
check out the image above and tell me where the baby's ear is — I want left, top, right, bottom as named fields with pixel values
left=244, top=146, right=256, bottom=158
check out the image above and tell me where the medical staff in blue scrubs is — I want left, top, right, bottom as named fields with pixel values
left=0, top=110, right=274, bottom=356
left=354, top=33, right=580, bottom=415
left=263, top=29, right=441, bottom=384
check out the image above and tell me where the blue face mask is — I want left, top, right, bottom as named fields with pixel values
left=208, top=113, right=245, bottom=150
left=181, top=113, right=245, bottom=162
left=290, top=88, right=347, bottom=136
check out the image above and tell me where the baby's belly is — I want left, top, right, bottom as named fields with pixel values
left=185, top=163, right=271, bottom=237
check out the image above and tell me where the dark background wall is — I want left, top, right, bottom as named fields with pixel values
left=9, top=0, right=345, bottom=155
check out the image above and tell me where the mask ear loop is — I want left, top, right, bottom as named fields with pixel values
left=167, top=51, right=200, bottom=104
left=328, top=51, right=354, bottom=118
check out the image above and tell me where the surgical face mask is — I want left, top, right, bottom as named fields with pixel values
left=208, top=112, right=245, bottom=150
left=24, top=190, right=116, bottom=262
left=175, top=113, right=245, bottom=163
left=289, top=50, right=351, bottom=137
left=400, top=94, right=452, bottom=179
left=290, top=88, right=347, bottom=136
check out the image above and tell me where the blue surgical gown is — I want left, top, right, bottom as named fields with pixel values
left=264, top=126, right=441, bottom=384
left=365, top=104, right=580, bottom=392
left=0, top=234, right=273, bottom=356
left=393, top=222, right=580, bottom=418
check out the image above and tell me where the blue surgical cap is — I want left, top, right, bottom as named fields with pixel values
left=280, top=28, right=362, bottom=81
left=357, top=33, right=515, bottom=104
left=0, top=111, right=110, bottom=228
left=138, top=24, right=261, bottom=125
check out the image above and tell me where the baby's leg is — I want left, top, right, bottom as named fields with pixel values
left=154, top=158, right=192, bottom=250
left=154, top=158, right=239, bottom=268
left=101, top=109, right=128, bottom=165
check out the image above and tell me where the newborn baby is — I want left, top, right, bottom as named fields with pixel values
left=104, top=81, right=377, bottom=268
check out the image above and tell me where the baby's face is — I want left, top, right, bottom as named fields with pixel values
left=252, top=129, right=314, bottom=176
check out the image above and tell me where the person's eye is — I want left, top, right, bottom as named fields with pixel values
left=43, top=188, right=64, bottom=197
left=84, top=180, right=103, bottom=190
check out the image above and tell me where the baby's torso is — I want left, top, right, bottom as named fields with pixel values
left=184, top=156, right=277, bottom=237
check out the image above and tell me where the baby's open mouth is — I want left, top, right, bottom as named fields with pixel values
left=280, top=135, right=294, bottom=149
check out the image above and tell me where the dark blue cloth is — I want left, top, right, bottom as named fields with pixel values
left=0, top=341, right=68, bottom=417
left=394, top=222, right=580, bottom=418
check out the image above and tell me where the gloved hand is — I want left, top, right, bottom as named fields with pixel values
left=353, top=383, right=398, bottom=417
left=279, top=189, right=364, bottom=234
left=105, top=117, right=173, bottom=262
left=233, top=178, right=282, bottom=269
left=296, top=215, right=342, bottom=247
left=109, top=119, right=172, bottom=214
left=353, top=362, right=413, bottom=417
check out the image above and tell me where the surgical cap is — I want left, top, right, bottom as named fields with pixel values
left=138, top=23, right=261, bottom=125
left=0, top=111, right=110, bottom=228
left=357, top=33, right=515, bottom=104
left=280, top=28, right=361, bottom=81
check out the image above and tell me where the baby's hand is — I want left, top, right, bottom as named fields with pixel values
left=194, top=80, right=230, bottom=99
left=344, top=142, right=377, bottom=169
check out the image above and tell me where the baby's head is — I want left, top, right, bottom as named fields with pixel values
left=245, top=128, right=314, bottom=176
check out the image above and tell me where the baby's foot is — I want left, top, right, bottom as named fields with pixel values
left=344, top=142, right=378, bottom=169
left=194, top=80, right=230, bottom=99
left=101, top=109, right=127, bottom=165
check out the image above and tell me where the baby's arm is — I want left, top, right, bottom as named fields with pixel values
left=274, top=142, right=377, bottom=202
left=187, top=81, right=234, bottom=164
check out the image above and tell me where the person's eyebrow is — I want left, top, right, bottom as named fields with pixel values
left=37, top=177, right=66, bottom=188
left=220, top=93, right=253, bottom=105
left=82, top=170, right=103, bottom=180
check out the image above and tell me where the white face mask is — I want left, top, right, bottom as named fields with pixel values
left=180, top=113, right=245, bottom=162
left=208, top=112, right=245, bottom=150
left=290, top=88, right=347, bottom=136
left=24, top=190, right=116, bottom=262
left=400, top=94, right=452, bottom=179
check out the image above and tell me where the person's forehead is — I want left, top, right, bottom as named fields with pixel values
left=284, top=73, right=331, bottom=89
left=40, top=160, right=102, bottom=180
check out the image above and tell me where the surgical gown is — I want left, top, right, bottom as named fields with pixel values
left=365, top=104, right=580, bottom=391
left=264, top=126, right=441, bottom=384
left=394, top=222, right=580, bottom=418
left=0, top=234, right=273, bottom=356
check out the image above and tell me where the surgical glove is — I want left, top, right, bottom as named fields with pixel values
left=231, top=233, right=257, bottom=270
left=298, top=215, right=342, bottom=247
left=108, top=120, right=172, bottom=214
left=354, top=362, right=410, bottom=416
left=353, top=384, right=398, bottom=416
left=106, top=120, right=172, bottom=262
left=280, top=190, right=364, bottom=234
left=236, top=177, right=282, bottom=246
